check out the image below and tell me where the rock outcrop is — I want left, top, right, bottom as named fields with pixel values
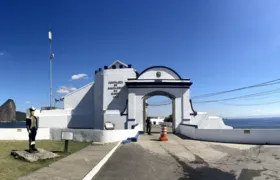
left=0, top=99, right=16, bottom=122
left=16, top=111, right=26, bottom=121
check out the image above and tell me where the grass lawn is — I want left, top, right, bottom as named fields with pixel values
left=0, top=140, right=91, bottom=180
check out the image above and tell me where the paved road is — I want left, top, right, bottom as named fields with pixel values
left=93, top=134, right=280, bottom=180
left=19, top=143, right=118, bottom=180
left=93, top=143, right=184, bottom=180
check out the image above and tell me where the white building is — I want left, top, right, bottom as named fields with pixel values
left=150, top=117, right=165, bottom=125
left=8, top=60, right=280, bottom=145
left=39, top=60, right=232, bottom=134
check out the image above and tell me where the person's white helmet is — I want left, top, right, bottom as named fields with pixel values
left=30, top=107, right=36, bottom=111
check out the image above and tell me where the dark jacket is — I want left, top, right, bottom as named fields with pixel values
left=146, top=118, right=151, bottom=126
left=26, top=116, right=38, bottom=130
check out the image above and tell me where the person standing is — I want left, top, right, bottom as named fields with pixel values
left=26, top=107, right=38, bottom=153
left=146, top=117, right=152, bottom=135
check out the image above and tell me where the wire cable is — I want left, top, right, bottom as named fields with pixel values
left=193, top=88, right=280, bottom=103
left=192, top=79, right=280, bottom=99
left=216, top=101, right=280, bottom=106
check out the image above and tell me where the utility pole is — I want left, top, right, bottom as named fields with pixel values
left=48, top=29, right=54, bottom=109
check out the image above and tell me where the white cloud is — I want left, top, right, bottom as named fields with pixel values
left=0, top=52, right=4, bottom=56
left=252, top=109, right=262, bottom=113
left=25, top=101, right=31, bottom=104
left=57, top=88, right=70, bottom=94
left=70, top=73, right=88, bottom=81
left=250, top=109, right=265, bottom=117
left=56, top=86, right=77, bottom=94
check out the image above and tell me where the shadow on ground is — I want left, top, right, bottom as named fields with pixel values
left=167, top=135, right=265, bottom=180
left=156, top=139, right=236, bottom=180
left=175, top=133, right=193, bottom=140
left=168, top=152, right=236, bottom=180
left=238, top=169, right=265, bottom=180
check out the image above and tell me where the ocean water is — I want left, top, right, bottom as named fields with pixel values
left=1, top=118, right=280, bottom=129
left=0, top=122, right=25, bottom=128
left=224, top=117, right=280, bottom=129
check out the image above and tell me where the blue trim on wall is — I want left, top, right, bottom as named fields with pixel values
left=131, top=123, right=139, bottom=129
left=127, top=131, right=140, bottom=142
left=120, top=99, right=128, bottom=116
left=122, top=139, right=131, bottom=144
left=131, top=132, right=140, bottom=142
left=128, top=78, right=190, bottom=81
left=126, top=81, right=193, bottom=88
left=189, top=99, right=197, bottom=116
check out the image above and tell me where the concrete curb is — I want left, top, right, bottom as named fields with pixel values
left=82, top=141, right=122, bottom=180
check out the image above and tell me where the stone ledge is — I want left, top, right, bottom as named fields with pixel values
left=11, top=148, right=59, bottom=162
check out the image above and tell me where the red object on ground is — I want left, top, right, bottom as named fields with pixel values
left=159, top=126, right=168, bottom=141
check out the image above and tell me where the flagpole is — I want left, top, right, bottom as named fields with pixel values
left=50, top=37, right=52, bottom=109
left=49, top=29, right=53, bottom=109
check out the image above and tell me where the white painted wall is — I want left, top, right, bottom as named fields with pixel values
left=179, top=125, right=280, bottom=144
left=150, top=117, right=164, bottom=125
left=0, top=128, right=50, bottom=140
left=128, top=87, right=188, bottom=132
left=179, top=125, right=195, bottom=138
left=188, top=112, right=232, bottom=129
left=68, top=113, right=95, bottom=129
left=198, top=116, right=233, bottom=129
left=138, top=67, right=180, bottom=79
left=39, top=82, right=95, bottom=129
left=98, top=128, right=139, bottom=142
left=39, top=110, right=95, bottom=129
left=94, top=72, right=104, bottom=129
left=104, top=112, right=127, bottom=129
left=64, top=83, right=94, bottom=110
left=128, top=92, right=136, bottom=120
left=0, top=127, right=138, bottom=143
left=39, top=114, right=70, bottom=128
left=35, top=61, right=231, bottom=132
left=39, top=110, right=71, bottom=128
left=159, top=122, right=173, bottom=127
left=50, top=126, right=139, bottom=143
left=103, top=68, right=136, bottom=111
left=182, top=89, right=191, bottom=120
left=189, top=112, right=208, bottom=125
left=102, top=68, right=136, bottom=129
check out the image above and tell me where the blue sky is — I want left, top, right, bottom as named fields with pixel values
left=1, top=0, right=280, bottom=118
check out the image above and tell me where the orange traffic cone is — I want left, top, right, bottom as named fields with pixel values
left=159, top=125, right=168, bottom=141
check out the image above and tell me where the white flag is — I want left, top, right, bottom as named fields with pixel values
left=48, top=29, right=52, bottom=40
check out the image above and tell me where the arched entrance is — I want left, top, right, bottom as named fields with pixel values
left=126, top=66, right=193, bottom=133
left=142, top=91, right=175, bottom=133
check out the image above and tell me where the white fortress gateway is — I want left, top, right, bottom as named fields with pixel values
left=39, top=60, right=231, bottom=134
left=3, top=60, right=280, bottom=144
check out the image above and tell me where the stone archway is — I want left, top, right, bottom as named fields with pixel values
left=126, top=66, right=192, bottom=133
left=142, top=91, right=176, bottom=133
